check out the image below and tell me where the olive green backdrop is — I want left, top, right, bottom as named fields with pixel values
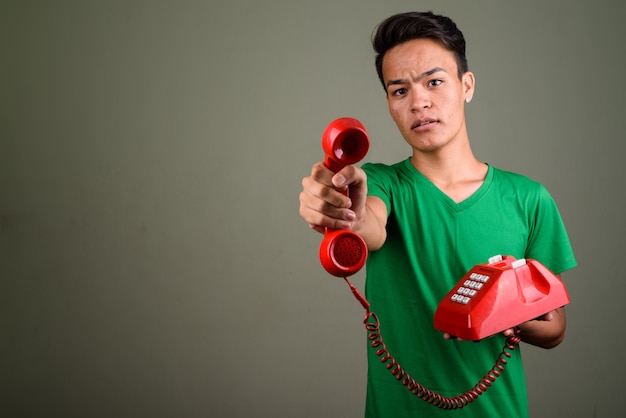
left=2, top=1, right=624, bottom=417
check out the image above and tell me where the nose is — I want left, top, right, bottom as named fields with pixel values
left=410, top=87, right=430, bottom=111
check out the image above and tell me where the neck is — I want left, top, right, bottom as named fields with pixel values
left=411, top=140, right=482, bottom=182
left=410, top=141, right=488, bottom=203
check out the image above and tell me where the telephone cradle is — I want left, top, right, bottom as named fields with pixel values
left=434, top=255, right=570, bottom=341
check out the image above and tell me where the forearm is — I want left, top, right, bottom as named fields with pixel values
left=352, top=197, right=388, bottom=251
left=518, top=307, right=566, bottom=349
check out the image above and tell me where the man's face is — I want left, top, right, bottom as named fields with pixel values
left=382, top=38, right=474, bottom=154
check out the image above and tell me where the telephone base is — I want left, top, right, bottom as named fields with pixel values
left=433, top=255, right=569, bottom=341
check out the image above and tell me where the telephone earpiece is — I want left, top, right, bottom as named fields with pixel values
left=319, top=118, right=369, bottom=277
left=322, top=117, right=370, bottom=172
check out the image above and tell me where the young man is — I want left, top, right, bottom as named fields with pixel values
left=299, top=11, right=576, bottom=417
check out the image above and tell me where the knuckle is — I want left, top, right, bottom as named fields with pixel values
left=310, top=162, right=326, bottom=178
left=318, top=186, right=333, bottom=199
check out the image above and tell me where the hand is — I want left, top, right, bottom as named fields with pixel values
left=299, top=162, right=368, bottom=234
left=501, top=311, right=554, bottom=338
left=443, top=333, right=465, bottom=342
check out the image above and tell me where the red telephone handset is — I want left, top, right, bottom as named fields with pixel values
left=434, top=255, right=570, bottom=341
left=318, top=118, right=370, bottom=277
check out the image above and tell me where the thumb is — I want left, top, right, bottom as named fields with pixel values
left=334, top=166, right=367, bottom=211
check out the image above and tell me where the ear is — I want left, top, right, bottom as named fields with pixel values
left=462, top=71, right=475, bottom=103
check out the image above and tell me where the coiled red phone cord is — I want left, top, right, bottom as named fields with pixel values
left=342, top=276, right=522, bottom=410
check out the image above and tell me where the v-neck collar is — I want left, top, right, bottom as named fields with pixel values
left=401, top=158, right=493, bottom=212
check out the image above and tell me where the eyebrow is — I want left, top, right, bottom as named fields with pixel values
left=385, top=67, right=447, bottom=89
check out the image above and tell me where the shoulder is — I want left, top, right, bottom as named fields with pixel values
left=490, top=166, right=549, bottom=196
left=362, top=159, right=413, bottom=183
left=362, top=160, right=405, bottom=176
left=492, top=166, right=538, bottom=185
left=489, top=167, right=561, bottom=219
left=361, top=160, right=412, bottom=211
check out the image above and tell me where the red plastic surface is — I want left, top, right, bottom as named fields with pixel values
left=322, top=117, right=369, bottom=173
left=433, top=256, right=570, bottom=340
left=319, top=118, right=370, bottom=277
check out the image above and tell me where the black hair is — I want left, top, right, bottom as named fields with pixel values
left=372, top=11, right=468, bottom=90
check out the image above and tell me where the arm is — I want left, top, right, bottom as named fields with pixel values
left=502, top=273, right=567, bottom=349
left=299, top=162, right=388, bottom=251
left=505, top=306, right=566, bottom=349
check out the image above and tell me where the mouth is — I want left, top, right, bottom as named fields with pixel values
left=412, top=119, right=438, bottom=130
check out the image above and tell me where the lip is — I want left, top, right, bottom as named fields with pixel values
left=411, top=119, right=439, bottom=131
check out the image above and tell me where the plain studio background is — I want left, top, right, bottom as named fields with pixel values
left=1, top=1, right=624, bottom=417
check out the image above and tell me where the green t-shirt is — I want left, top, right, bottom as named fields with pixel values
left=362, top=159, right=576, bottom=417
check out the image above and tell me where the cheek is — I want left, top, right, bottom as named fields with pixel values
left=441, top=97, right=464, bottom=122
left=387, top=105, right=404, bottom=126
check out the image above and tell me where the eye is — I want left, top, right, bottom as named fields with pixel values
left=428, top=79, right=443, bottom=87
left=391, top=87, right=408, bottom=96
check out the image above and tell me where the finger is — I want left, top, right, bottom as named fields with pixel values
left=307, top=223, right=325, bottom=235
left=305, top=171, right=353, bottom=209
left=502, top=328, right=515, bottom=337
left=443, top=333, right=464, bottom=341
left=332, top=165, right=368, bottom=213
left=299, top=187, right=356, bottom=232
left=300, top=189, right=355, bottom=224
left=533, top=311, right=554, bottom=321
left=332, top=165, right=367, bottom=190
